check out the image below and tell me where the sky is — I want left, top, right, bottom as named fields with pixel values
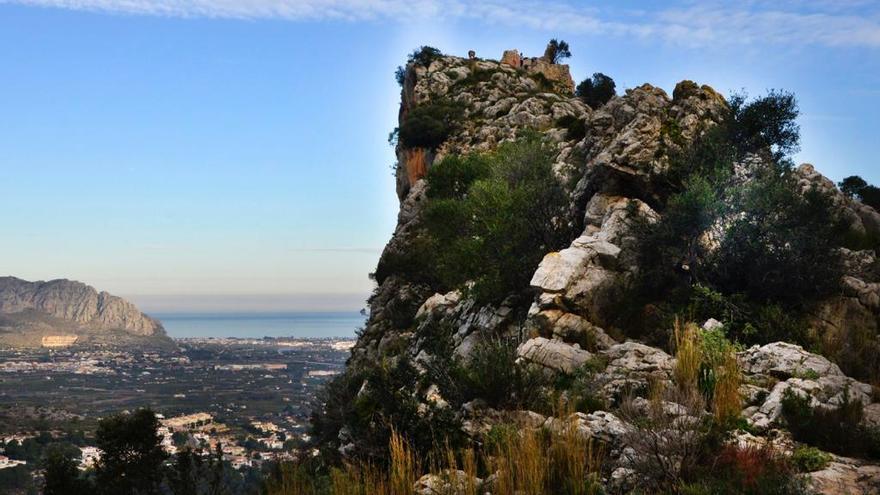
left=0, top=0, right=878, bottom=312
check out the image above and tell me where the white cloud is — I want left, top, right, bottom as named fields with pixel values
left=4, top=0, right=880, bottom=48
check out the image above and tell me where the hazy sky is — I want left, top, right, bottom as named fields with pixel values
left=1, top=1, right=878, bottom=312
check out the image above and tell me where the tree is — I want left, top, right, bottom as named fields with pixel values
left=207, top=442, right=226, bottom=495
left=167, top=448, right=200, bottom=495
left=576, top=73, right=617, bottom=109
left=43, top=444, right=91, bottom=495
left=728, top=90, right=800, bottom=161
left=859, top=185, right=880, bottom=211
left=95, top=408, right=167, bottom=495
left=839, top=175, right=868, bottom=198
left=543, top=39, right=571, bottom=63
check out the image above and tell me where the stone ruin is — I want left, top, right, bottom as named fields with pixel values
left=499, top=48, right=575, bottom=94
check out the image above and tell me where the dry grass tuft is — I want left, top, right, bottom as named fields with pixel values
left=673, top=319, right=702, bottom=395
left=712, top=347, right=742, bottom=424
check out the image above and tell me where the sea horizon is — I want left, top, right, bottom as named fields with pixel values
left=152, top=311, right=366, bottom=339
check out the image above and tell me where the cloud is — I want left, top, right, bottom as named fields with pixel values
left=4, top=0, right=880, bottom=48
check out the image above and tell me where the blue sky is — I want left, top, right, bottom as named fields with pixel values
left=0, top=1, right=878, bottom=312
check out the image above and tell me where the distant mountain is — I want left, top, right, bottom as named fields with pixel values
left=0, top=276, right=171, bottom=348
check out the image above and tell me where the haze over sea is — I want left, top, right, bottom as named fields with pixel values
left=153, top=312, right=364, bottom=339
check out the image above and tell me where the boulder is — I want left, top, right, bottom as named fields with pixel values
left=595, top=342, right=673, bottom=400
left=809, top=456, right=880, bottom=495
left=516, top=337, right=593, bottom=374
left=739, top=342, right=844, bottom=379
left=415, top=470, right=482, bottom=495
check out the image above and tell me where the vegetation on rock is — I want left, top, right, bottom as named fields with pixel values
left=544, top=39, right=571, bottom=64
left=575, top=73, right=616, bottom=109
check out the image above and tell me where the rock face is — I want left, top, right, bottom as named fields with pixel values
left=326, top=47, right=880, bottom=492
left=0, top=276, right=168, bottom=347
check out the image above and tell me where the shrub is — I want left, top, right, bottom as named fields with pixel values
left=544, top=39, right=571, bottom=63
left=424, top=153, right=491, bottom=200
left=709, top=170, right=845, bottom=307
left=672, top=320, right=742, bottom=425
left=838, top=175, right=880, bottom=211
left=860, top=184, right=880, bottom=210
left=781, top=389, right=880, bottom=459
left=839, top=175, right=868, bottom=199
left=622, top=89, right=847, bottom=355
left=422, top=133, right=576, bottom=303
left=398, top=101, right=464, bottom=150
left=425, top=329, right=551, bottom=412
left=310, top=357, right=464, bottom=466
left=621, top=385, right=711, bottom=491
left=395, top=47, right=442, bottom=87
left=556, top=115, right=587, bottom=141
left=728, top=90, right=800, bottom=161
left=575, top=73, right=616, bottom=109
left=409, top=46, right=442, bottom=67
left=394, top=66, right=406, bottom=86
left=702, top=444, right=809, bottom=495
left=790, top=446, right=831, bottom=472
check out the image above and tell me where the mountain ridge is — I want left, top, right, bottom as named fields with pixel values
left=0, top=276, right=170, bottom=348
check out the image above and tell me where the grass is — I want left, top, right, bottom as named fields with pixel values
left=267, top=409, right=603, bottom=495
left=673, top=319, right=702, bottom=395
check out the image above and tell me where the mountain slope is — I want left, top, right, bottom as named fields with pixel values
left=0, top=276, right=170, bottom=348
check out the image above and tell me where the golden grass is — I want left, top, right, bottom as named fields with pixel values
left=389, top=429, right=419, bottom=495
left=269, top=414, right=604, bottom=495
left=673, top=319, right=702, bottom=394
left=712, top=347, right=742, bottom=424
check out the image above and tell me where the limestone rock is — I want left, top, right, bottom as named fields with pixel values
left=739, top=342, right=844, bottom=379
left=516, top=337, right=593, bottom=374
left=415, top=470, right=482, bottom=495
left=595, top=342, right=673, bottom=400
left=742, top=343, right=875, bottom=429
left=809, top=456, right=880, bottom=495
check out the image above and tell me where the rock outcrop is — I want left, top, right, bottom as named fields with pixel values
left=0, top=276, right=168, bottom=348
left=326, top=47, right=880, bottom=494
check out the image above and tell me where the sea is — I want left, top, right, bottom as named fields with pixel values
left=153, top=312, right=365, bottom=339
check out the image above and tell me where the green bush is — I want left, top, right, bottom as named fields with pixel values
left=556, top=115, right=587, bottom=141
left=395, top=46, right=443, bottom=86
left=575, top=73, right=616, bottom=109
left=781, top=389, right=880, bottom=459
left=709, top=169, right=845, bottom=306
left=422, top=322, right=552, bottom=412
left=311, top=357, right=464, bottom=465
left=791, top=446, right=831, bottom=472
left=409, top=46, right=442, bottom=67
left=620, top=89, right=845, bottom=352
left=398, top=101, right=463, bottom=150
left=422, top=133, right=576, bottom=303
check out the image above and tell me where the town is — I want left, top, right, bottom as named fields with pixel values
left=0, top=337, right=354, bottom=492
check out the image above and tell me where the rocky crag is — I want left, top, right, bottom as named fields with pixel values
left=0, top=276, right=170, bottom=348
left=328, top=47, right=880, bottom=494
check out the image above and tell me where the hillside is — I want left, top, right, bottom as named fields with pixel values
left=294, top=46, right=880, bottom=494
left=0, top=276, right=171, bottom=349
